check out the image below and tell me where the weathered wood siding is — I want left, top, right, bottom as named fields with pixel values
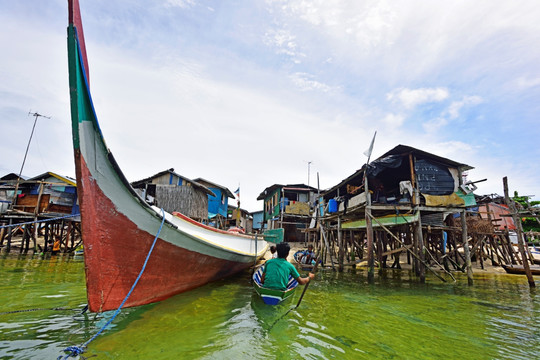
left=155, top=185, right=208, bottom=219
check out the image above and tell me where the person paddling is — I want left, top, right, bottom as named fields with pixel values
left=261, top=242, right=314, bottom=291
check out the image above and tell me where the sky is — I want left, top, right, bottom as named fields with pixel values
left=1, top=0, right=539, bottom=212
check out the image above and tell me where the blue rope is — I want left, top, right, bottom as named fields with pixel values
left=58, top=208, right=166, bottom=359
left=0, top=214, right=80, bottom=229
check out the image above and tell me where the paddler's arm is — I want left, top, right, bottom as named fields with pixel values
left=261, top=272, right=266, bottom=284
left=295, top=272, right=315, bottom=285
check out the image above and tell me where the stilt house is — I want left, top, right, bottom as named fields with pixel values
left=322, top=144, right=476, bottom=226
left=131, top=168, right=214, bottom=221
left=2, top=171, right=79, bottom=216
left=193, top=177, right=235, bottom=229
left=0, top=172, right=81, bottom=254
left=314, top=145, right=479, bottom=276
left=257, top=184, right=317, bottom=242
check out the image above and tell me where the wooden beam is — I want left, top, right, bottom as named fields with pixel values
left=367, top=211, right=448, bottom=282
left=381, top=244, right=412, bottom=257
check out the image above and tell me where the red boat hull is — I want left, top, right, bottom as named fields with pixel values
left=77, top=154, right=249, bottom=312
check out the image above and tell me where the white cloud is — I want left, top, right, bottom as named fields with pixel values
left=435, top=141, right=474, bottom=154
left=165, top=0, right=196, bottom=8
left=271, top=0, right=399, bottom=51
left=387, top=87, right=449, bottom=109
left=422, top=117, right=448, bottom=133
left=263, top=28, right=304, bottom=63
left=289, top=72, right=336, bottom=92
left=515, top=76, right=540, bottom=89
left=381, top=113, right=405, bottom=127
left=446, top=95, right=483, bottom=119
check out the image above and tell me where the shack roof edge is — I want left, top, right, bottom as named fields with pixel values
left=257, top=183, right=318, bottom=200
left=131, top=168, right=215, bottom=197
left=323, top=144, right=474, bottom=196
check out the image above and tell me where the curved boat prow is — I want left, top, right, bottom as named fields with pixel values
left=67, top=0, right=267, bottom=312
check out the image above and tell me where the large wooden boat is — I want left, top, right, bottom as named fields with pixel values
left=501, top=264, right=540, bottom=276
left=67, top=0, right=268, bottom=312
left=252, top=266, right=298, bottom=305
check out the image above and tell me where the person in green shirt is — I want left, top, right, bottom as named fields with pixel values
left=261, top=242, right=315, bottom=291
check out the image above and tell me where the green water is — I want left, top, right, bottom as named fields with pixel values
left=0, top=254, right=538, bottom=359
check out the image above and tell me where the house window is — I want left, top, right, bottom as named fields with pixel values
left=283, top=191, right=298, bottom=201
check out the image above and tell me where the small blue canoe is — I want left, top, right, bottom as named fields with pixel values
left=253, top=266, right=299, bottom=305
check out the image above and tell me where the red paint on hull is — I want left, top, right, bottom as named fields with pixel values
left=75, top=154, right=250, bottom=312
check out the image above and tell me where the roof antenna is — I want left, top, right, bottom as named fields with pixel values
left=11, top=111, right=51, bottom=208
left=304, top=160, right=313, bottom=187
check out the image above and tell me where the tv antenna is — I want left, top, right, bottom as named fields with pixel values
left=11, top=111, right=51, bottom=207
left=304, top=160, right=313, bottom=187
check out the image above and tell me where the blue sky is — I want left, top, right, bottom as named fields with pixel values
left=1, top=0, right=539, bottom=211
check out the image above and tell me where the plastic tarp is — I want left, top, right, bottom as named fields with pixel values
left=414, top=159, right=455, bottom=195
left=366, top=154, right=403, bottom=177
left=422, top=192, right=465, bottom=207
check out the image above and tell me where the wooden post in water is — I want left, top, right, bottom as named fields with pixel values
left=0, top=225, right=5, bottom=248
left=406, top=227, right=412, bottom=265
left=320, top=225, right=335, bottom=270
left=461, top=210, right=474, bottom=285
left=415, top=213, right=425, bottom=283
left=20, top=224, right=28, bottom=253
left=365, top=173, right=375, bottom=282
left=485, top=205, right=505, bottom=265
left=6, top=219, right=13, bottom=253
left=503, top=177, right=535, bottom=287
left=43, top=222, right=49, bottom=253
left=337, top=215, right=344, bottom=272
left=64, top=221, right=72, bottom=253
left=368, top=212, right=448, bottom=282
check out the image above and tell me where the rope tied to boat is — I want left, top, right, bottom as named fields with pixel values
left=58, top=208, right=166, bottom=359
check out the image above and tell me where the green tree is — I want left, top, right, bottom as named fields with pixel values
left=513, top=191, right=540, bottom=232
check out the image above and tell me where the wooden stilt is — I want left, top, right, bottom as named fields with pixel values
left=320, top=225, right=335, bottom=270
left=415, top=214, right=425, bottom=283
left=461, top=211, right=474, bottom=285
left=20, top=224, right=28, bottom=253
left=337, top=216, right=344, bottom=272
left=503, top=176, right=535, bottom=287
left=6, top=219, right=13, bottom=253
left=366, top=208, right=375, bottom=282
left=405, top=228, right=411, bottom=265
left=489, top=236, right=505, bottom=265
left=64, top=221, right=72, bottom=253
left=0, top=226, right=4, bottom=248
left=368, top=212, right=448, bottom=282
